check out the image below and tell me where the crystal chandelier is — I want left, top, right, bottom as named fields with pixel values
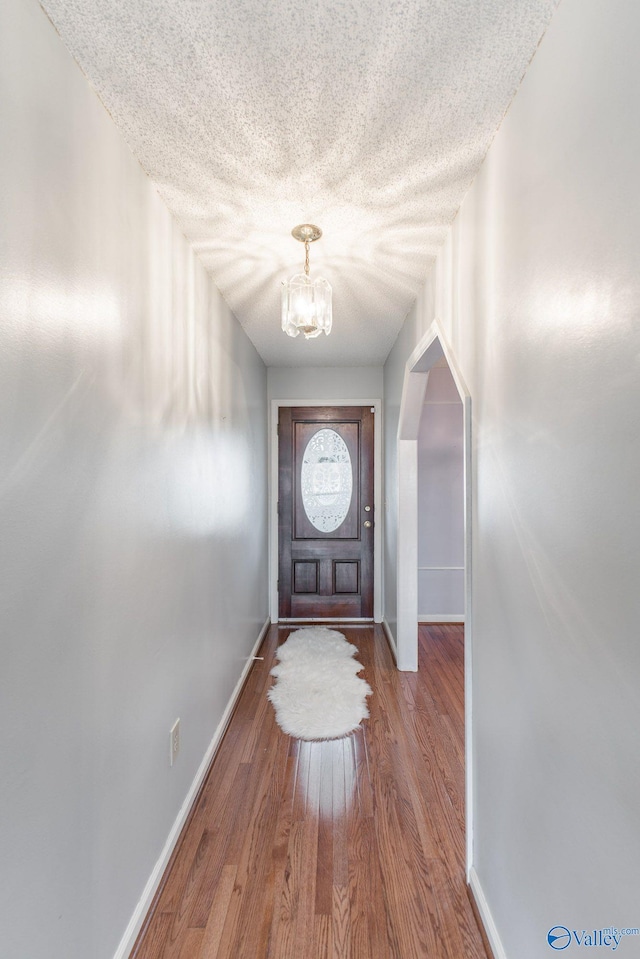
left=281, top=224, right=332, bottom=338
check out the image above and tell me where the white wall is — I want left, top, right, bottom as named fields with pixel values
left=417, top=367, right=464, bottom=619
left=383, top=278, right=435, bottom=641
left=0, top=3, right=268, bottom=958
left=267, top=365, right=383, bottom=402
left=386, top=0, right=640, bottom=954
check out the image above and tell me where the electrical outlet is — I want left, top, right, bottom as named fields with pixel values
left=170, top=718, right=180, bottom=766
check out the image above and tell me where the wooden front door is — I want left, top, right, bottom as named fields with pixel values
left=278, top=406, right=374, bottom=619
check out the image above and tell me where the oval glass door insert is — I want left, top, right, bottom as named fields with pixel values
left=301, top=428, right=353, bottom=532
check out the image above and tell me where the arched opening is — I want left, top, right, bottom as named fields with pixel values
left=396, top=321, right=473, bottom=875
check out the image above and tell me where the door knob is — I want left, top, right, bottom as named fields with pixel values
left=363, top=520, right=372, bottom=528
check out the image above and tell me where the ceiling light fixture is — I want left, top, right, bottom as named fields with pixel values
left=281, top=224, right=332, bottom=339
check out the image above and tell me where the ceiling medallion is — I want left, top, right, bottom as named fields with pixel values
left=281, top=224, right=332, bottom=339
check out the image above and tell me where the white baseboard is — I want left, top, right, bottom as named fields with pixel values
left=113, top=618, right=271, bottom=959
left=278, top=617, right=382, bottom=627
left=468, top=866, right=508, bottom=959
left=382, top=618, right=398, bottom=663
left=418, top=614, right=465, bottom=623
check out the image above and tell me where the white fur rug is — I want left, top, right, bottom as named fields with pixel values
left=267, top=627, right=372, bottom=740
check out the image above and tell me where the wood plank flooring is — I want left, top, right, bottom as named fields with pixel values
left=131, top=624, right=489, bottom=959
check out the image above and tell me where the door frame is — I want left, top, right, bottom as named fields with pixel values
left=396, top=319, right=473, bottom=878
left=270, top=398, right=383, bottom=624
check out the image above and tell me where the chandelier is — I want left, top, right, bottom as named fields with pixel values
left=281, top=224, right=332, bottom=338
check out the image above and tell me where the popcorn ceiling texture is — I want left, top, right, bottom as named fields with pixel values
left=39, top=0, right=558, bottom=367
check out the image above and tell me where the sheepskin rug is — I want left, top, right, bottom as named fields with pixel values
left=267, top=627, right=372, bottom=740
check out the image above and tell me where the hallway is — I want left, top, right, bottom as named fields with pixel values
left=132, top=624, right=488, bottom=959
left=3, top=1, right=639, bottom=954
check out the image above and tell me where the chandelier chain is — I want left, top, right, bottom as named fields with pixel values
left=304, top=240, right=310, bottom=276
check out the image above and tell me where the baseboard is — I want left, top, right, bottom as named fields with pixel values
left=468, top=867, right=508, bottom=959
left=113, top=618, right=271, bottom=959
left=278, top=617, right=374, bottom=624
left=382, top=618, right=398, bottom=663
left=418, top=614, right=465, bottom=623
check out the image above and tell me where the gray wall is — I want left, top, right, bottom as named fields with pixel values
left=0, top=3, right=268, bottom=957
left=417, top=367, right=464, bottom=618
left=386, top=0, right=640, bottom=954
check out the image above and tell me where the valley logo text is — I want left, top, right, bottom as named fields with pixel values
left=548, top=926, right=640, bottom=951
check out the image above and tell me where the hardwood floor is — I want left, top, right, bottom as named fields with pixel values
left=131, top=624, right=489, bottom=959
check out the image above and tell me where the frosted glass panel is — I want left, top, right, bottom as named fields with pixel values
left=301, top=429, right=352, bottom=532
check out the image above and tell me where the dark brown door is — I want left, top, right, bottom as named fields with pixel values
left=278, top=406, right=374, bottom=619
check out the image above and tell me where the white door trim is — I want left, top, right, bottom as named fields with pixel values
left=269, top=399, right=383, bottom=624
left=396, top=319, right=474, bottom=879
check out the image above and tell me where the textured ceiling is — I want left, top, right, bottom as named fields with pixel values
left=40, top=0, right=558, bottom=367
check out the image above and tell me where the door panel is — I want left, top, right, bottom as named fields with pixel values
left=278, top=406, right=374, bottom=619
